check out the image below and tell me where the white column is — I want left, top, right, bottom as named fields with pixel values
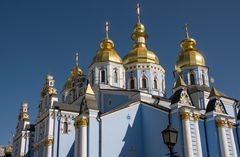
left=45, top=139, right=53, bottom=157
left=74, top=121, right=79, bottom=157
left=228, top=120, right=237, bottom=157
left=180, top=112, right=193, bottom=157
left=193, top=113, right=203, bottom=157
left=216, top=118, right=229, bottom=157
left=20, top=131, right=26, bottom=157
left=79, top=117, right=88, bottom=157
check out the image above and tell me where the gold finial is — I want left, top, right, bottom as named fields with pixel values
left=105, top=21, right=109, bottom=39
left=75, top=50, right=79, bottom=66
left=184, top=24, right=190, bottom=39
left=136, top=3, right=141, bottom=23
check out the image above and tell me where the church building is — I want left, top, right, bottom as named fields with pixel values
left=11, top=3, right=240, bottom=157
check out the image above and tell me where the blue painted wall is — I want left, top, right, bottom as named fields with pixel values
left=233, top=127, right=240, bottom=156
left=52, top=115, right=75, bottom=157
left=205, top=119, right=221, bottom=157
left=101, top=104, right=143, bottom=157
left=141, top=104, right=169, bottom=157
left=102, top=93, right=129, bottom=113
left=171, top=111, right=184, bottom=157
left=199, top=120, right=208, bottom=157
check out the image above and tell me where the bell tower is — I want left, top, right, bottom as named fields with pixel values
left=12, top=102, right=31, bottom=157
left=62, top=52, right=88, bottom=105
left=123, top=4, right=165, bottom=96
left=89, top=21, right=125, bottom=90
left=38, top=74, right=58, bottom=116
left=174, top=24, right=209, bottom=87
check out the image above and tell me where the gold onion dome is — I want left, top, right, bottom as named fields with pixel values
left=123, top=4, right=159, bottom=65
left=91, top=21, right=122, bottom=65
left=175, top=24, right=206, bottom=71
left=64, top=52, right=83, bottom=89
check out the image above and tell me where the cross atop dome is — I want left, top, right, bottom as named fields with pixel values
left=136, top=3, right=141, bottom=23
left=105, top=21, right=109, bottom=39
left=184, top=23, right=190, bottom=39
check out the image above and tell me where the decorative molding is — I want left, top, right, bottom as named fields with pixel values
left=227, top=121, right=233, bottom=129
left=193, top=113, right=199, bottom=121
left=44, top=138, right=54, bottom=145
left=79, top=117, right=88, bottom=126
left=180, top=112, right=190, bottom=120
left=216, top=119, right=226, bottom=127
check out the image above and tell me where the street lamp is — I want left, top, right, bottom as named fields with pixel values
left=162, top=124, right=178, bottom=157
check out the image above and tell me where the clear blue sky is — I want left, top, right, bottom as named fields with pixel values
left=0, top=0, right=240, bottom=144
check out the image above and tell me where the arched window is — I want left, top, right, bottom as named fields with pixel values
left=114, top=70, right=118, bottom=83
left=154, top=78, right=158, bottom=89
left=162, top=79, right=165, bottom=91
left=91, top=70, right=95, bottom=85
left=63, top=122, right=68, bottom=134
left=101, top=70, right=105, bottom=83
left=202, top=74, right=205, bottom=85
left=190, top=73, right=195, bottom=85
left=142, top=77, right=147, bottom=89
left=130, top=77, right=135, bottom=89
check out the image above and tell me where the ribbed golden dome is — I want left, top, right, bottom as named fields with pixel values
left=63, top=53, right=84, bottom=90
left=123, top=47, right=159, bottom=64
left=175, top=37, right=206, bottom=71
left=123, top=23, right=159, bottom=65
left=91, top=38, right=122, bottom=65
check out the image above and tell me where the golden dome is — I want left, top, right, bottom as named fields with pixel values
left=175, top=37, right=206, bottom=71
left=63, top=52, right=84, bottom=90
left=71, top=66, right=83, bottom=77
left=91, top=21, right=122, bottom=65
left=123, top=23, right=159, bottom=65
left=123, top=47, right=159, bottom=64
left=91, top=38, right=122, bottom=65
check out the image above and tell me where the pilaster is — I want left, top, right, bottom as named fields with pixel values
left=193, top=113, right=203, bottom=157
left=180, top=111, right=193, bottom=157
left=215, top=117, right=229, bottom=157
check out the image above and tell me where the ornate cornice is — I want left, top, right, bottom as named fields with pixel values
left=180, top=112, right=190, bottom=120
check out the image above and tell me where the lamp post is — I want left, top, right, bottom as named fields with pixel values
left=162, top=124, right=178, bottom=157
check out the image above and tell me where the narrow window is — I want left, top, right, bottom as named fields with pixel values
left=154, top=78, right=158, bottom=89
left=63, top=122, right=68, bottom=134
left=130, top=77, right=135, bottom=89
left=190, top=73, right=195, bottom=85
left=142, top=77, right=147, bottom=89
left=101, top=70, right=105, bottom=83
left=202, top=74, right=205, bottom=85
left=91, top=70, right=95, bottom=85
left=114, top=70, right=118, bottom=83
left=162, top=79, right=165, bottom=91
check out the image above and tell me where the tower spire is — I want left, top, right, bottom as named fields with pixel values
left=184, top=24, right=190, bottom=39
left=105, top=21, right=109, bottom=39
left=136, top=3, right=141, bottom=23
left=76, top=50, right=79, bottom=66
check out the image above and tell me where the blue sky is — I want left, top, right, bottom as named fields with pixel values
left=0, top=0, right=240, bottom=144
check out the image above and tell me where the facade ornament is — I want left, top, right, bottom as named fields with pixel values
left=79, top=117, right=88, bottom=126
left=193, top=113, right=199, bottom=121
left=216, top=119, right=226, bottom=127
left=180, top=112, right=190, bottom=120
